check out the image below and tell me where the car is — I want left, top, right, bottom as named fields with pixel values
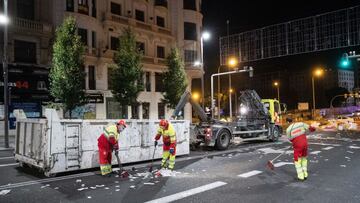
left=352, top=110, right=360, bottom=117
left=336, top=115, right=354, bottom=124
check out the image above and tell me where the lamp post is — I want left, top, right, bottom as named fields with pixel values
left=228, top=58, right=238, bottom=120
left=200, top=31, right=210, bottom=109
left=273, top=81, right=280, bottom=102
left=312, top=68, right=324, bottom=119
left=1, top=0, right=9, bottom=148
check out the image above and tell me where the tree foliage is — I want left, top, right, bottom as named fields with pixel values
left=49, top=17, right=86, bottom=118
left=162, top=48, right=188, bottom=108
left=109, top=27, right=143, bottom=106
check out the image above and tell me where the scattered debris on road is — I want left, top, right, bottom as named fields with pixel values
left=0, top=190, right=11, bottom=196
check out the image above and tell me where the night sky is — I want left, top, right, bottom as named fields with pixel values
left=196, top=0, right=360, bottom=95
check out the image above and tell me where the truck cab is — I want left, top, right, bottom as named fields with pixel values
left=261, top=99, right=282, bottom=124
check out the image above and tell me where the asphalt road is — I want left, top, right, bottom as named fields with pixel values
left=1, top=131, right=360, bottom=203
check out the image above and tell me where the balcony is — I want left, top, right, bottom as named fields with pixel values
left=105, top=13, right=172, bottom=37
left=110, top=14, right=129, bottom=25
left=136, top=21, right=152, bottom=31
left=13, top=18, right=52, bottom=35
left=158, top=27, right=171, bottom=35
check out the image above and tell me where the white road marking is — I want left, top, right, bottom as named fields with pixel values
left=257, top=148, right=284, bottom=154
left=238, top=170, right=263, bottom=178
left=349, top=146, right=360, bottom=149
left=0, top=163, right=18, bottom=167
left=310, top=151, right=322, bottom=155
left=0, top=172, right=94, bottom=190
left=309, top=142, right=341, bottom=147
left=322, top=147, right=334, bottom=150
left=273, top=162, right=294, bottom=167
left=144, top=181, right=227, bottom=203
left=0, top=156, right=14, bottom=160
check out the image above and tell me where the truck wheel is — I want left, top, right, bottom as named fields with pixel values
left=215, top=130, right=231, bottom=150
left=270, top=126, right=280, bottom=142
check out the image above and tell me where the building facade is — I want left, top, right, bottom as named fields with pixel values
left=1, top=0, right=203, bottom=121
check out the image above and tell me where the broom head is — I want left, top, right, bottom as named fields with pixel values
left=267, top=160, right=275, bottom=170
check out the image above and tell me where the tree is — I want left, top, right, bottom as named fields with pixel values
left=162, top=48, right=188, bottom=108
left=109, top=28, right=143, bottom=107
left=49, top=17, right=86, bottom=118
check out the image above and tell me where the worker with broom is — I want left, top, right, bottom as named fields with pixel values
left=98, top=120, right=127, bottom=177
left=154, top=119, right=177, bottom=171
left=286, top=118, right=315, bottom=181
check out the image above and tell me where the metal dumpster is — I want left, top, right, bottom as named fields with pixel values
left=14, top=109, right=190, bottom=177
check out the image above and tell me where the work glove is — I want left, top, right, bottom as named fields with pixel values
left=169, top=148, right=175, bottom=155
left=154, top=140, right=158, bottom=147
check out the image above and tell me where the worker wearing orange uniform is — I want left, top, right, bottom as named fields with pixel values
left=98, top=120, right=126, bottom=176
left=154, top=119, right=177, bottom=170
left=286, top=118, right=315, bottom=181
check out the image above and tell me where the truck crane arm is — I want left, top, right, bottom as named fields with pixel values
left=171, top=91, right=209, bottom=122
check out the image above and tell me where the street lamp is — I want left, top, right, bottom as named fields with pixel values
left=1, top=0, right=9, bottom=148
left=312, top=68, right=324, bottom=119
left=200, top=31, right=211, bottom=110
left=273, top=81, right=280, bottom=102
left=227, top=57, right=238, bottom=120
left=192, top=92, right=200, bottom=102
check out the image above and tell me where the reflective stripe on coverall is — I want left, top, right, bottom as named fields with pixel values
left=98, top=125, right=119, bottom=175
left=155, top=123, right=176, bottom=170
left=286, top=122, right=309, bottom=180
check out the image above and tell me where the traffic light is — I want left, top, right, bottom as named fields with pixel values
left=340, top=53, right=350, bottom=68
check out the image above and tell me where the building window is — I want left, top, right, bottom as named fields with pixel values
left=157, top=46, right=165, bottom=58
left=78, top=28, right=88, bottom=46
left=17, top=0, right=35, bottom=20
left=136, top=42, right=145, bottom=54
left=78, top=0, right=89, bottom=15
left=155, top=73, right=164, bottom=92
left=107, top=66, right=114, bottom=89
left=184, top=22, right=197, bottom=40
left=183, top=0, right=196, bottom=11
left=154, top=0, right=168, bottom=8
left=145, top=72, right=151, bottom=92
left=80, top=65, right=86, bottom=89
left=156, top=16, right=165, bottom=27
left=111, top=36, right=119, bottom=50
left=14, top=40, right=36, bottom=63
left=106, top=98, right=128, bottom=119
left=135, top=9, right=145, bottom=22
left=142, top=102, right=150, bottom=119
left=131, top=104, right=140, bottom=119
left=92, top=31, right=96, bottom=48
left=88, top=65, right=96, bottom=90
left=66, top=0, right=74, bottom=12
left=184, top=50, right=197, bottom=63
left=111, top=2, right=121, bottom=15
left=158, top=103, right=165, bottom=119
left=92, top=0, right=97, bottom=17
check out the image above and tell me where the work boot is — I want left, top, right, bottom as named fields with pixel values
left=294, top=160, right=304, bottom=181
left=301, top=157, right=308, bottom=179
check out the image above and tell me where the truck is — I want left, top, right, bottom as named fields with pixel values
left=172, top=89, right=285, bottom=150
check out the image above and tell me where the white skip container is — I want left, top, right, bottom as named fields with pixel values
left=14, top=109, right=190, bottom=177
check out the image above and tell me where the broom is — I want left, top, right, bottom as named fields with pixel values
left=148, top=145, right=157, bottom=172
left=115, top=151, right=129, bottom=178
left=266, top=146, right=291, bottom=170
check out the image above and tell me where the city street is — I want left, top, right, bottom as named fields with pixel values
left=1, top=131, right=360, bottom=202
